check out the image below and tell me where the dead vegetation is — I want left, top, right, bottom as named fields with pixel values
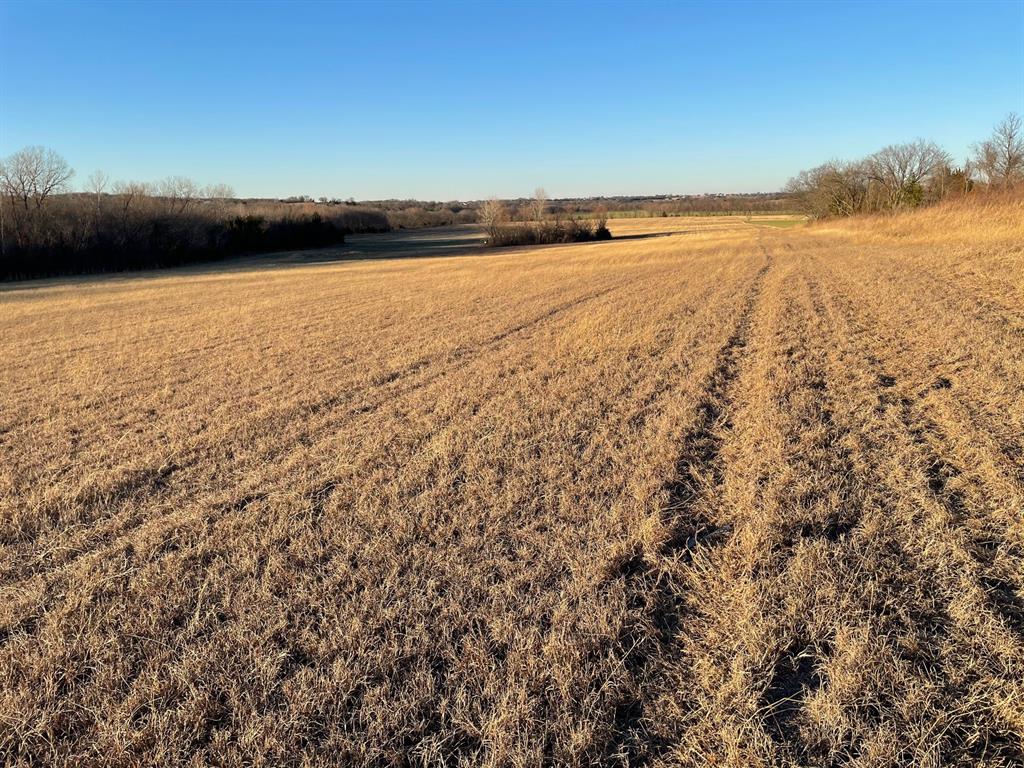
left=1, top=199, right=1022, bottom=766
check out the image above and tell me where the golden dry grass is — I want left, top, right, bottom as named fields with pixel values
left=1, top=200, right=1022, bottom=766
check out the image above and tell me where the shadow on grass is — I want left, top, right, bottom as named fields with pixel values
left=0, top=226, right=490, bottom=293
left=1, top=223, right=704, bottom=294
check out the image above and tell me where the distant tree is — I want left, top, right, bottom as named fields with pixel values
left=865, top=140, right=950, bottom=210
left=786, top=160, right=868, bottom=218
left=0, top=146, right=74, bottom=248
left=205, top=183, right=235, bottom=200
left=111, top=180, right=154, bottom=242
left=961, top=159, right=976, bottom=192
left=479, top=197, right=508, bottom=241
left=530, top=187, right=547, bottom=222
left=593, top=203, right=610, bottom=237
left=0, top=146, right=74, bottom=210
left=157, top=176, right=199, bottom=214
left=86, top=170, right=109, bottom=199
left=971, top=113, right=1023, bottom=188
left=112, top=180, right=153, bottom=205
left=924, top=162, right=974, bottom=202
left=84, top=170, right=110, bottom=235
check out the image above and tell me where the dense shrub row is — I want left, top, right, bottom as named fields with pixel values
left=0, top=205, right=371, bottom=280
left=478, top=196, right=612, bottom=248
left=486, top=218, right=612, bottom=247
left=0, top=180, right=391, bottom=280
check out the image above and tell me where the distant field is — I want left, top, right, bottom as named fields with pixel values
left=604, top=210, right=801, bottom=219
left=2, top=198, right=1022, bottom=766
left=748, top=216, right=806, bottom=229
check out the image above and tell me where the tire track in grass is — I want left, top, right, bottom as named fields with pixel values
left=820, top=253, right=1024, bottom=473
left=599, top=249, right=772, bottom=765
left=748, top=271, right=871, bottom=764
left=662, top=247, right=773, bottom=559
left=721, top=269, right=860, bottom=764
left=808, top=265, right=1024, bottom=765
left=816, top=264, right=1024, bottom=636
left=642, top=255, right=868, bottom=766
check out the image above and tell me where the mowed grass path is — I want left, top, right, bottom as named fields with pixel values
left=2, top=203, right=1022, bottom=767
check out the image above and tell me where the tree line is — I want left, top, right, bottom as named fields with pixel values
left=0, top=149, right=391, bottom=279
left=787, top=113, right=1023, bottom=219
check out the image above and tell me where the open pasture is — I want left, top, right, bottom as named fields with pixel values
left=2, top=201, right=1023, bottom=766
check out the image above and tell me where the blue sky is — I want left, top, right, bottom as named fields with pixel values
left=1, top=0, right=1022, bottom=199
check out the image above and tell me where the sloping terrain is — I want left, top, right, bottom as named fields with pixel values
left=1, top=202, right=1022, bottom=766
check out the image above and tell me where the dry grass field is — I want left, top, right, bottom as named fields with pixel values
left=1, top=199, right=1022, bottom=767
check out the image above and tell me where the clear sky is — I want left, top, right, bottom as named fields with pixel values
left=1, top=0, right=1022, bottom=200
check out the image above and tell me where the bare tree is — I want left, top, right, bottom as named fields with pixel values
left=971, top=113, right=1023, bottom=188
left=478, top=198, right=508, bottom=241
left=865, top=140, right=950, bottom=209
left=110, top=180, right=155, bottom=244
left=86, top=170, right=109, bottom=217
left=530, top=187, right=547, bottom=222
left=961, top=159, right=975, bottom=194
left=786, top=160, right=869, bottom=218
left=204, top=183, right=235, bottom=200
left=112, top=180, right=153, bottom=213
left=0, top=146, right=74, bottom=248
left=87, top=170, right=109, bottom=197
left=158, top=176, right=199, bottom=214
left=0, top=146, right=74, bottom=210
left=994, top=113, right=1020, bottom=183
